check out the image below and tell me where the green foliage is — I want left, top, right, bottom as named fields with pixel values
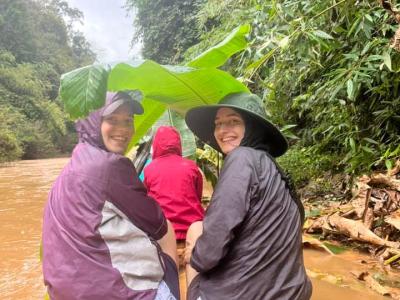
left=322, top=242, right=348, bottom=254
left=188, top=24, right=251, bottom=68
left=0, top=0, right=94, bottom=68
left=278, top=146, right=339, bottom=187
left=19, top=122, right=59, bottom=159
left=0, top=56, right=68, bottom=159
left=60, top=64, right=110, bottom=120
left=196, top=145, right=221, bottom=188
left=126, top=0, right=205, bottom=64
left=184, top=1, right=254, bottom=65
left=0, top=0, right=95, bottom=162
left=0, top=130, right=22, bottom=163
left=188, top=0, right=400, bottom=177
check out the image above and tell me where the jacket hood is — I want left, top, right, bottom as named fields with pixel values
left=152, top=126, right=182, bottom=159
left=75, top=93, right=111, bottom=151
left=75, top=91, right=142, bottom=152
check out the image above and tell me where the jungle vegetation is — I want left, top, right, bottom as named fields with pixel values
left=0, top=0, right=95, bottom=163
left=128, top=0, right=400, bottom=186
left=2, top=0, right=400, bottom=189
left=126, top=0, right=205, bottom=64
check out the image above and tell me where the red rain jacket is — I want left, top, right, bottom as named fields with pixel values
left=144, top=126, right=204, bottom=240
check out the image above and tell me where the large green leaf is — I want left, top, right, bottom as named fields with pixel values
left=60, top=64, right=110, bottom=120
left=108, top=61, right=248, bottom=113
left=126, top=98, right=166, bottom=151
left=187, top=24, right=251, bottom=68
left=59, top=26, right=251, bottom=153
left=107, top=60, right=248, bottom=151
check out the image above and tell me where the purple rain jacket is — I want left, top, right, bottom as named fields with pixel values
left=42, top=93, right=176, bottom=300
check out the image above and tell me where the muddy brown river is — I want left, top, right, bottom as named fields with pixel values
left=0, top=158, right=388, bottom=299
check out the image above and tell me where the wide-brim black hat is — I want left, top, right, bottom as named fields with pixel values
left=185, top=92, right=288, bottom=157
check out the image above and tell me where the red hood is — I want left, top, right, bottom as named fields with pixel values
left=152, top=126, right=182, bottom=159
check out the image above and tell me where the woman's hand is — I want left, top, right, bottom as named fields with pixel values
left=184, top=221, right=203, bottom=265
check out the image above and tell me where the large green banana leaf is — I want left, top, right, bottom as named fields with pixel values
left=60, top=64, right=110, bottom=120
left=59, top=25, right=251, bottom=152
left=187, top=24, right=251, bottom=68
left=108, top=60, right=249, bottom=151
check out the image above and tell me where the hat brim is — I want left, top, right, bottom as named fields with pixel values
left=185, top=104, right=288, bottom=157
left=102, top=99, right=144, bottom=116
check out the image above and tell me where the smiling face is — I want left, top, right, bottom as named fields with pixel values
left=101, top=104, right=134, bottom=154
left=214, top=107, right=245, bottom=155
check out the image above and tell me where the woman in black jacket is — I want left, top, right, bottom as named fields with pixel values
left=184, top=92, right=312, bottom=300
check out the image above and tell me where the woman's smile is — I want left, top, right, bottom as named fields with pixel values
left=214, top=108, right=245, bottom=155
left=101, top=106, right=134, bottom=154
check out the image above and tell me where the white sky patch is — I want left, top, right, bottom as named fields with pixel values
left=65, top=0, right=142, bottom=63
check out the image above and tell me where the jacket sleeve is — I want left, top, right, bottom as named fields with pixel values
left=190, top=148, right=256, bottom=272
left=106, top=156, right=167, bottom=240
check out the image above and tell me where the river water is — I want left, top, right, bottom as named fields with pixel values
left=0, top=158, right=388, bottom=299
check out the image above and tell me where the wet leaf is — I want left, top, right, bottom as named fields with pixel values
left=385, top=211, right=400, bottom=231
left=303, top=234, right=335, bottom=254
left=313, top=30, right=334, bottom=40
left=346, top=79, right=354, bottom=99
left=322, top=242, right=348, bottom=255
left=60, top=64, right=110, bottom=120
left=362, top=137, right=379, bottom=145
left=386, top=159, right=393, bottom=171
left=305, top=209, right=321, bottom=218
left=349, top=137, right=356, bottom=152
left=188, top=24, right=251, bottom=68
left=278, top=36, right=290, bottom=48
left=383, top=51, right=392, bottom=71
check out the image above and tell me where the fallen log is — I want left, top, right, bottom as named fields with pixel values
left=328, top=214, right=400, bottom=248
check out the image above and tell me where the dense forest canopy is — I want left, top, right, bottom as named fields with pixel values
left=125, top=0, right=205, bottom=64
left=0, top=0, right=95, bottom=162
left=128, top=0, right=400, bottom=185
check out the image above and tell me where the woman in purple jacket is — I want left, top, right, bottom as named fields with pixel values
left=184, top=92, right=312, bottom=300
left=42, top=91, right=179, bottom=300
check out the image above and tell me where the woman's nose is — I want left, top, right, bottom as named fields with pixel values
left=216, top=123, right=230, bottom=132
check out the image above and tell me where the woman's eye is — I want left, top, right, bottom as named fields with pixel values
left=123, top=120, right=133, bottom=127
left=104, top=117, right=133, bottom=127
left=106, top=118, right=117, bottom=125
left=230, top=119, right=241, bottom=126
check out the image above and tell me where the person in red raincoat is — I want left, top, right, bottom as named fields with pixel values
left=144, top=126, right=205, bottom=242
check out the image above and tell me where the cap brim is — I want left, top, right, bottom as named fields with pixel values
left=185, top=104, right=288, bottom=157
left=102, top=99, right=144, bottom=116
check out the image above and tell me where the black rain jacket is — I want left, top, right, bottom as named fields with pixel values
left=189, top=146, right=312, bottom=300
